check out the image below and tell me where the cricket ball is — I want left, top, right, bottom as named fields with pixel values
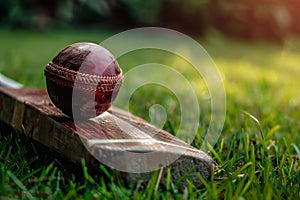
left=44, top=42, right=123, bottom=119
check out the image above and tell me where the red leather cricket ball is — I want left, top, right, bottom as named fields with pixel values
left=44, top=42, right=123, bottom=119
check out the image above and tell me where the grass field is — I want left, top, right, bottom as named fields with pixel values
left=0, top=28, right=299, bottom=199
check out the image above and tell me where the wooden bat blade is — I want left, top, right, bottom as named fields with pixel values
left=0, top=87, right=213, bottom=188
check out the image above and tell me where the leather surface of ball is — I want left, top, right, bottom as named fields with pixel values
left=44, top=42, right=123, bottom=119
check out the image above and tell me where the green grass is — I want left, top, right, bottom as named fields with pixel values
left=0, top=28, right=299, bottom=199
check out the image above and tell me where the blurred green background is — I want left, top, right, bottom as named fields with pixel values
left=0, top=1, right=300, bottom=199
left=1, top=0, right=300, bottom=40
left=1, top=0, right=300, bottom=86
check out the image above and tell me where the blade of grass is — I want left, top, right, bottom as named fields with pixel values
left=81, top=159, right=95, bottom=184
left=196, top=173, right=218, bottom=199
left=165, top=168, right=171, bottom=191
left=206, top=142, right=223, bottom=165
left=231, top=162, right=252, bottom=178
left=291, top=143, right=300, bottom=159
left=99, top=165, right=112, bottom=180
left=7, top=171, right=35, bottom=200
left=154, top=167, right=163, bottom=194
left=242, top=111, right=265, bottom=141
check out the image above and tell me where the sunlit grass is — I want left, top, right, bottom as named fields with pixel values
left=0, top=28, right=299, bottom=199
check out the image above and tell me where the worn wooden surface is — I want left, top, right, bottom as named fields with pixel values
left=0, top=87, right=213, bottom=187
